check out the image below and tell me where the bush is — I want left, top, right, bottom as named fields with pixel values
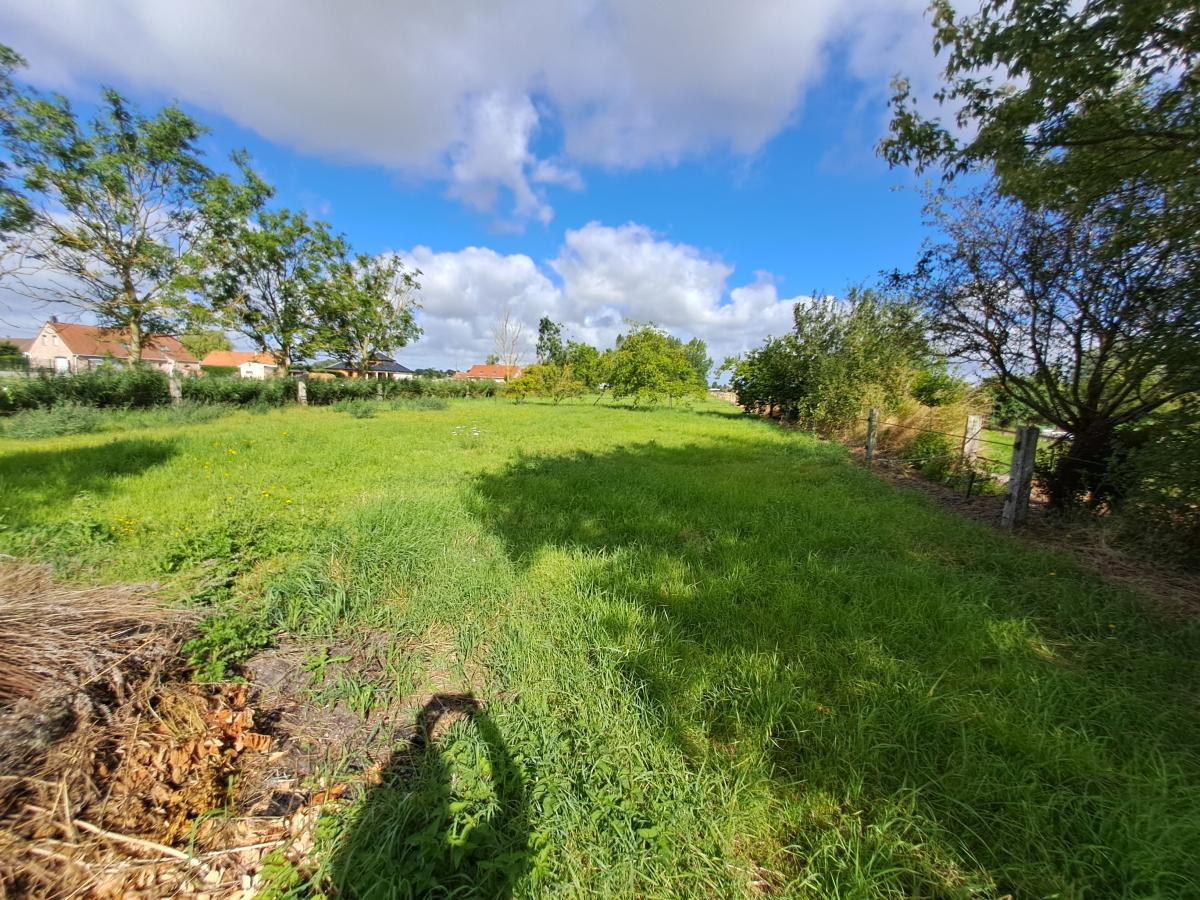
left=182, top=376, right=295, bottom=405
left=904, top=431, right=955, bottom=481
left=1106, top=412, right=1200, bottom=566
left=0, top=402, right=102, bottom=438
left=0, top=367, right=170, bottom=412
left=335, top=399, right=378, bottom=419
left=389, top=397, right=448, bottom=411
left=0, top=371, right=485, bottom=415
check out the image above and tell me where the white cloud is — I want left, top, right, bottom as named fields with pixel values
left=0, top=0, right=936, bottom=223
left=395, top=222, right=805, bottom=370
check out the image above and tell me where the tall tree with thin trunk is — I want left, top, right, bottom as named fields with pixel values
left=0, top=74, right=253, bottom=359
left=491, top=308, right=524, bottom=380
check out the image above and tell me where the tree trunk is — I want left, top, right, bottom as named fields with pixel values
left=126, top=318, right=142, bottom=365
left=1048, top=418, right=1115, bottom=509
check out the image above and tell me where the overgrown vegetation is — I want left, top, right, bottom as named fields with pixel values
left=2, top=401, right=1197, bottom=896
left=880, top=0, right=1199, bottom=531
left=724, top=289, right=959, bottom=435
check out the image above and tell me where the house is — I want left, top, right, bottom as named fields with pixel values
left=451, top=363, right=523, bottom=383
left=25, top=321, right=200, bottom=375
left=201, top=350, right=279, bottom=379
left=319, top=356, right=415, bottom=380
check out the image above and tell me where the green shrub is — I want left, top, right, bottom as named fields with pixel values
left=904, top=431, right=955, bottom=480
left=0, top=367, right=170, bottom=412
left=389, top=396, right=448, bottom=411
left=1106, top=412, right=1200, bottom=566
left=336, top=399, right=379, bottom=419
left=182, top=375, right=295, bottom=405
left=0, top=402, right=102, bottom=438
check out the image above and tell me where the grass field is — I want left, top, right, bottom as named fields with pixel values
left=2, top=398, right=1198, bottom=897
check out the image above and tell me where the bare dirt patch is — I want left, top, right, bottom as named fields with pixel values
left=0, top=561, right=492, bottom=897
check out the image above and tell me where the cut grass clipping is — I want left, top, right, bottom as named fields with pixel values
left=1, top=398, right=1198, bottom=897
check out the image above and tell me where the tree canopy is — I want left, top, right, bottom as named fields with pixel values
left=0, top=73, right=258, bottom=359
left=318, top=253, right=422, bottom=376
left=202, top=207, right=345, bottom=370
left=607, top=325, right=706, bottom=404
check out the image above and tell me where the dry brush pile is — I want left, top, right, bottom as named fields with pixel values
left=0, top=562, right=320, bottom=899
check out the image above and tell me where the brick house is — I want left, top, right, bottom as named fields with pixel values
left=25, top=321, right=200, bottom=375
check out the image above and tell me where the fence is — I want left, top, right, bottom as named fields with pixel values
left=863, top=408, right=1042, bottom=529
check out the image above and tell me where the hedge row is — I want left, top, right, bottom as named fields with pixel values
left=0, top=368, right=169, bottom=412
left=0, top=370, right=499, bottom=413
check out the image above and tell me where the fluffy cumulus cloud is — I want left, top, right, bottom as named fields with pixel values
left=396, top=222, right=806, bottom=371
left=0, top=0, right=937, bottom=224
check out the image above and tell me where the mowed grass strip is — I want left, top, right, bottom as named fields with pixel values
left=2, top=398, right=1197, bottom=897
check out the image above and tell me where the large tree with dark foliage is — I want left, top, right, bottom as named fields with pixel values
left=913, top=186, right=1199, bottom=506
left=883, top=1, right=1200, bottom=507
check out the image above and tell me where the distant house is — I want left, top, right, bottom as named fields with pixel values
left=452, top=363, right=523, bottom=383
left=201, top=350, right=279, bottom=379
left=25, top=321, right=200, bottom=375
left=319, top=356, right=415, bottom=380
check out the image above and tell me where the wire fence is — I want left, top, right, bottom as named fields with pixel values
left=862, top=410, right=1056, bottom=527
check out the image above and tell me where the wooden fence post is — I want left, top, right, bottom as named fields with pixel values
left=168, top=373, right=182, bottom=406
left=962, top=415, right=981, bottom=465
left=1001, top=425, right=1040, bottom=528
left=865, top=407, right=879, bottom=468
left=296, top=379, right=308, bottom=406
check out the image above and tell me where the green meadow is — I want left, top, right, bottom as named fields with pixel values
left=2, top=398, right=1198, bottom=898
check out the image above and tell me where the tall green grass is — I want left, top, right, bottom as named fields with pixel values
left=2, top=399, right=1197, bottom=897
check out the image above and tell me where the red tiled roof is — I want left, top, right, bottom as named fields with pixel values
left=50, top=323, right=199, bottom=364
left=453, top=364, right=522, bottom=380
left=202, top=350, right=277, bottom=367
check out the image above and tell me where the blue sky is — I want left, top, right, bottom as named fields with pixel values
left=0, top=0, right=942, bottom=369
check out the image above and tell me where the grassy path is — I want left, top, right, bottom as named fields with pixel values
left=2, top=399, right=1198, bottom=897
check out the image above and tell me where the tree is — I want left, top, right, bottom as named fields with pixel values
left=881, top=0, right=1199, bottom=236
left=0, top=46, right=32, bottom=252
left=0, top=340, right=24, bottom=370
left=565, top=340, right=603, bottom=388
left=681, top=337, right=712, bottom=385
left=535, top=316, right=567, bottom=366
left=0, top=83, right=249, bottom=361
left=179, top=329, right=231, bottom=360
left=318, top=253, right=422, bottom=376
left=202, top=207, right=344, bottom=371
left=491, top=308, right=524, bottom=380
left=727, top=289, right=929, bottom=432
left=607, top=325, right=706, bottom=404
left=911, top=186, right=1200, bottom=506
left=504, top=363, right=584, bottom=403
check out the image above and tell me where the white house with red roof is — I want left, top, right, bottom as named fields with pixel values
left=201, top=350, right=279, bottom=379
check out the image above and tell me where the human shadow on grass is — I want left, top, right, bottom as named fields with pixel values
left=329, top=693, right=531, bottom=900
left=472, top=441, right=1200, bottom=895
left=0, top=437, right=178, bottom=531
